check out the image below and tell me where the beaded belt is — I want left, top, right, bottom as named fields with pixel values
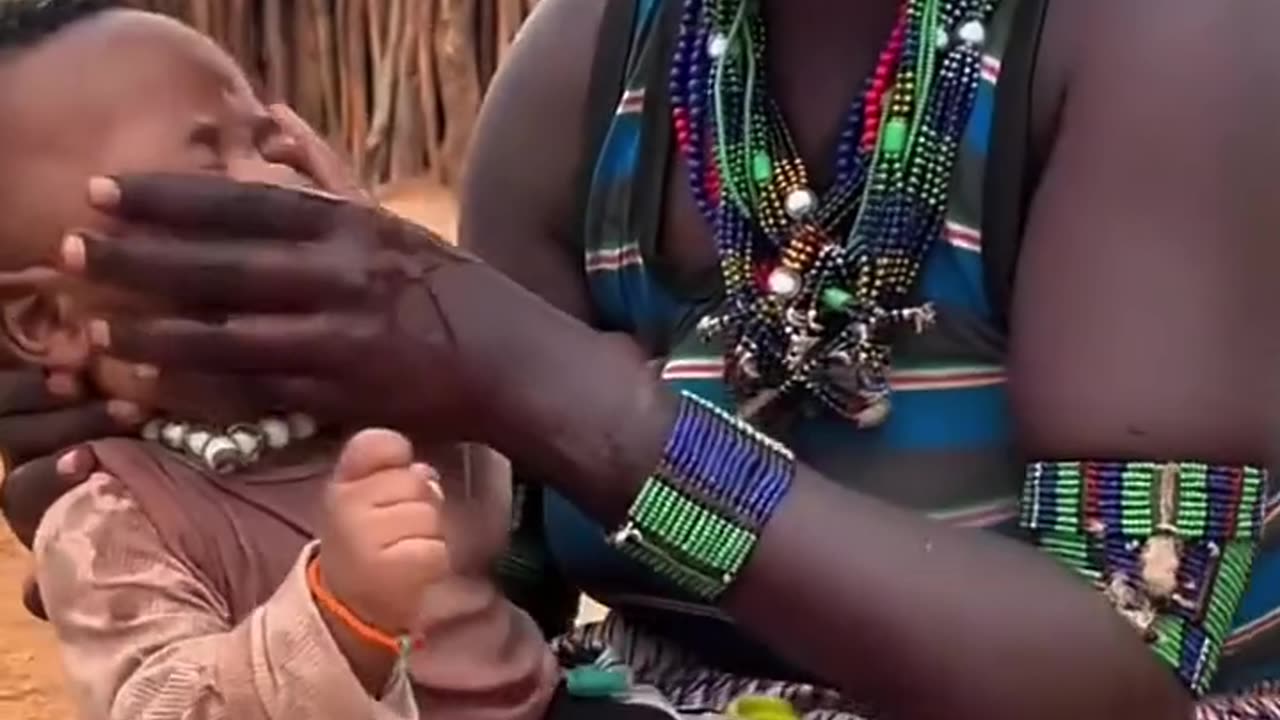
left=1021, top=460, right=1268, bottom=695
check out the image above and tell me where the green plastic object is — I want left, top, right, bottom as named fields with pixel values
left=821, top=286, right=854, bottom=311
left=752, top=151, right=773, bottom=184
left=727, top=695, right=800, bottom=720
left=565, top=666, right=629, bottom=698
left=881, top=117, right=909, bottom=156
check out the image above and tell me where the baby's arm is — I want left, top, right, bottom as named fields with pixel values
left=33, top=473, right=415, bottom=720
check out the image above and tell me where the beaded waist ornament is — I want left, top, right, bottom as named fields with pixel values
left=1021, top=460, right=1268, bottom=695
left=672, top=0, right=995, bottom=426
left=609, top=391, right=795, bottom=601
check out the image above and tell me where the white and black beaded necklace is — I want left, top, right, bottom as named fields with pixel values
left=141, top=413, right=318, bottom=474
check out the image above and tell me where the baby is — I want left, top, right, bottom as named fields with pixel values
left=0, top=2, right=557, bottom=719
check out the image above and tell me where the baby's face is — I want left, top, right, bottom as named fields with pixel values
left=0, top=9, right=310, bottom=282
left=0, top=10, right=314, bottom=414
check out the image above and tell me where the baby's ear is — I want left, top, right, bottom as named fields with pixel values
left=1, top=292, right=89, bottom=370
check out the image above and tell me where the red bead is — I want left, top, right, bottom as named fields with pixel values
left=755, top=263, right=776, bottom=290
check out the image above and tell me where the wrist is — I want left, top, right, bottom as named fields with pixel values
left=316, top=600, right=397, bottom=695
left=470, top=300, right=676, bottom=521
left=307, top=556, right=399, bottom=695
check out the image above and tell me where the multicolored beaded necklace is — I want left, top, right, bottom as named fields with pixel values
left=673, top=0, right=995, bottom=426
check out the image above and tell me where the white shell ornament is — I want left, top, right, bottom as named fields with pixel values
left=707, top=33, right=729, bottom=59
left=766, top=267, right=802, bottom=298
left=259, top=417, right=291, bottom=449
left=784, top=188, right=817, bottom=220
left=957, top=20, right=986, bottom=46
left=287, top=412, right=318, bottom=440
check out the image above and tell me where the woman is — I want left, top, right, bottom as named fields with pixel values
left=6, top=0, right=1280, bottom=717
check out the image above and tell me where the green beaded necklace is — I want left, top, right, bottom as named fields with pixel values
left=672, top=0, right=995, bottom=425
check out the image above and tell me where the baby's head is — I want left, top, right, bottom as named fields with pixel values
left=0, top=0, right=311, bottom=411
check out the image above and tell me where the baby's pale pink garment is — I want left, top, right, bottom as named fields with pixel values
left=33, top=438, right=558, bottom=720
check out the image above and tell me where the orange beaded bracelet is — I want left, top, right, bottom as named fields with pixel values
left=305, top=557, right=412, bottom=656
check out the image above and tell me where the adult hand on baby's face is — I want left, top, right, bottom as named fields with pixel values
left=60, top=171, right=500, bottom=436
left=317, top=429, right=448, bottom=635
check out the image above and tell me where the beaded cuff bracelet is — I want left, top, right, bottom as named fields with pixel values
left=609, top=391, right=796, bottom=601
left=1021, top=460, right=1268, bottom=695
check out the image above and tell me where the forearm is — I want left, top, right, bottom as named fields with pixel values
left=481, top=325, right=1189, bottom=719
left=726, top=467, right=1188, bottom=720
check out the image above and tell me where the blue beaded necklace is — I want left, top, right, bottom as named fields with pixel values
left=672, top=0, right=996, bottom=426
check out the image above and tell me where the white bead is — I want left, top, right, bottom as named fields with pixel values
left=202, top=436, right=241, bottom=474
left=766, top=267, right=801, bottom=298
left=141, top=419, right=163, bottom=442
left=783, top=188, right=817, bottom=220
left=287, top=413, right=317, bottom=440
left=160, top=422, right=187, bottom=450
left=957, top=20, right=985, bottom=46
left=707, top=33, right=729, bottom=59
left=229, top=427, right=262, bottom=458
left=184, top=429, right=213, bottom=456
left=258, top=417, right=291, bottom=449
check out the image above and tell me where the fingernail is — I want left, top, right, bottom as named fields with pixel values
left=87, top=177, right=121, bottom=209
left=133, top=364, right=159, bottom=381
left=88, top=319, right=110, bottom=349
left=60, top=233, right=86, bottom=273
left=410, top=462, right=440, bottom=483
left=46, top=373, right=80, bottom=398
left=106, top=399, right=143, bottom=425
left=56, top=449, right=84, bottom=477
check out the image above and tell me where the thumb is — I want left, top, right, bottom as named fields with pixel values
left=265, top=104, right=367, bottom=202
left=333, top=428, right=413, bottom=483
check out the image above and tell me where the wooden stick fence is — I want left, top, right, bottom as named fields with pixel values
left=126, top=0, right=540, bottom=188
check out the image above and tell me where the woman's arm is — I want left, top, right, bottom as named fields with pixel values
left=34, top=474, right=415, bottom=720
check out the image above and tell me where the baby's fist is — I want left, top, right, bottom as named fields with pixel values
left=317, top=429, right=448, bottom=634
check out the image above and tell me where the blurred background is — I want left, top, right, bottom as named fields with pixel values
left=129, top=0, right=540, bottom=188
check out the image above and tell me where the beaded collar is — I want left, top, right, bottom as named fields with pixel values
left=141, top=414, right=317, bottom=474
left=671, top=0, right=995, bottom=426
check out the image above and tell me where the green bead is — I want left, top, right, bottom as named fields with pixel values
left=565, top=666, right=629, bottom=698
left=728, top=695, right=800, bottom=720
left=821, top=287, right=854, bottom=311
left=882, top=118, right=909, bottom=156
left=751, top=152, right=772, bottom=184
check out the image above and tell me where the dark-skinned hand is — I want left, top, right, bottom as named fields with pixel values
left=55, top=95, right=591, bottom=454
left=61, top=174, right=514, bottom=438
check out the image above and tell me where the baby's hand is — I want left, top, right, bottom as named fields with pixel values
left=317, top=429, right=448, bottom=635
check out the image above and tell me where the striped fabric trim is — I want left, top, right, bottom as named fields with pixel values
left=1223, top=495, right=1280, bottom=652
left=944, top=220, right=982, bottom=253
left=617, top=88, right=646, bottom=115
left=980, top=54, right=1001, bottom=83
left=927, top=496, right=1020, bottom=528
left=662, top=357, right=1006, bottom=391
left=1227, top=610, right=1280, bottom=653
left=889, top=365, right=1005, bottom=391
left=586, top=242, right=645, bottom=273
